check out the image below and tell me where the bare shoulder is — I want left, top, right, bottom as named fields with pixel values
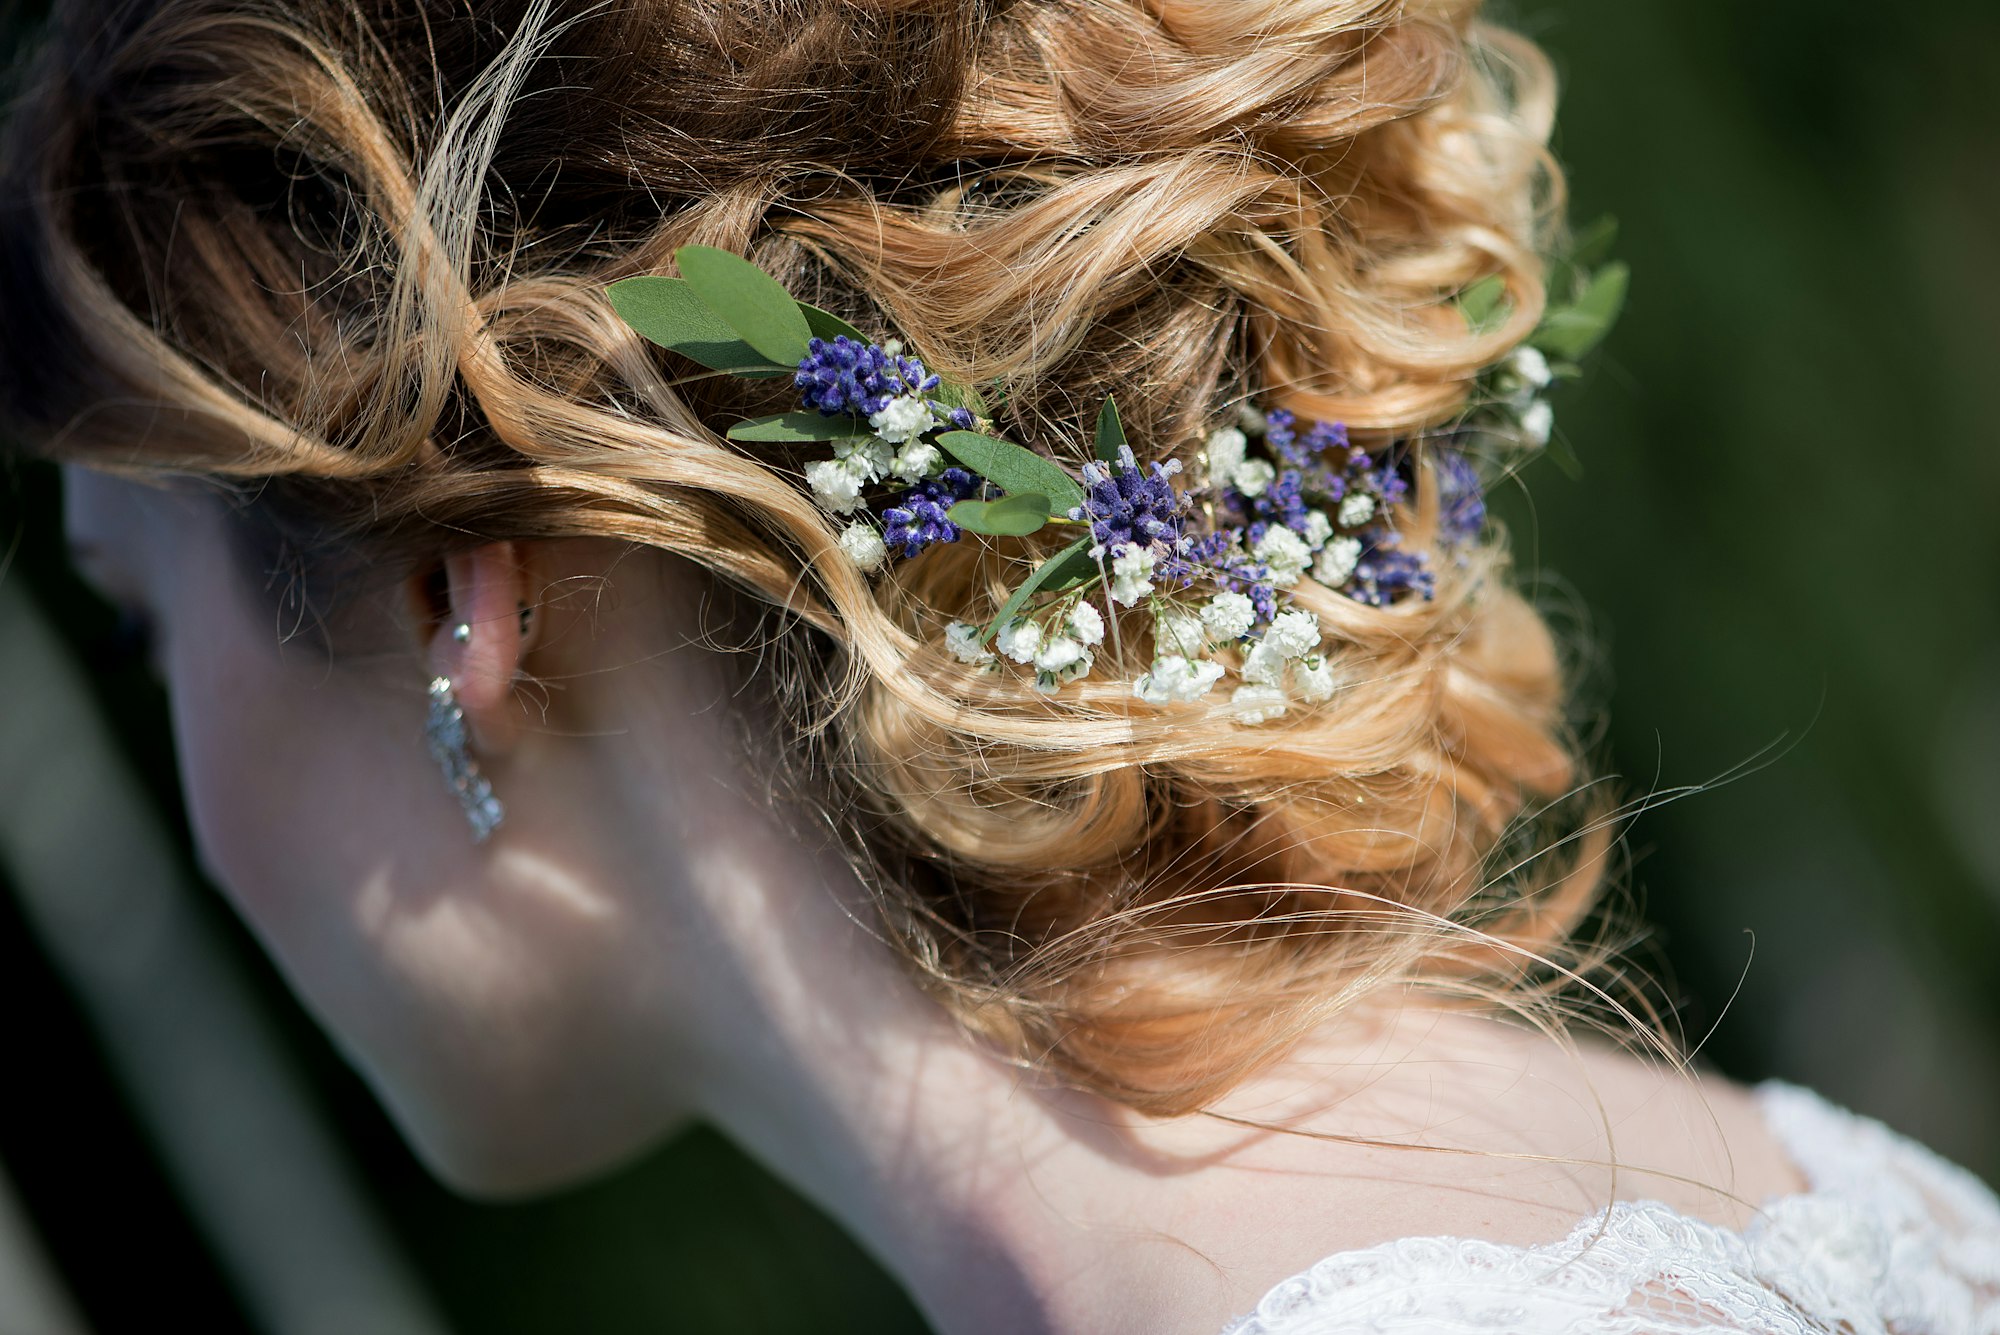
left=1123, top=1007, right=1812, bottom=1331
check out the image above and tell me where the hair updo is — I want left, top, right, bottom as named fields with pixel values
left=0, top=0, right=1616, bottom=1115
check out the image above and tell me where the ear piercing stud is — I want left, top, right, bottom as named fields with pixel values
left=453, top=610, right=532, bottom=643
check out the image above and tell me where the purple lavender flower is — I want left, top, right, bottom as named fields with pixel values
left=1365, top=455, right=1412, bottom=507
left=880, top=467, right=979, bottom=558
left=1435, top=448, right=1486, bottom=547
left=1187, top=529, right=1280, bottom=628
left=1347, top=532, right=1435, bottom=607
left=1069, top=444, right=1187, bottom=556
left=1263, top=409, right=1300, bottom=467
left=1228, top=467, right=1313, bottom=540
left=1300, top=418, right=1350, bottom=462
left=1263, top=410, right=1351, bottom=472
left=794, top=336, right=941, bottom=418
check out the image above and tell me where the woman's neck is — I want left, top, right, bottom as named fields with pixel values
left=659, top=776, right=1205, bottom=1335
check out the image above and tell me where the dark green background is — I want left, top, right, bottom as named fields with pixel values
left=3, top=0, right=1995, bottom=1330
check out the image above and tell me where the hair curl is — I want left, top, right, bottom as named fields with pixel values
left=0, top=0, right=1617, bottom=1116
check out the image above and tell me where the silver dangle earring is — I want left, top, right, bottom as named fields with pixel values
left=427, top=624, right=504, bottom=843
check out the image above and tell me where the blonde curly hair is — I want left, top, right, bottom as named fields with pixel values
left=0, top=0, right=1616, bottom=1115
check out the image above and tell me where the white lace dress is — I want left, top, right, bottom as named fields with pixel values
left=1220, top=1082, right=2000, bottom=1334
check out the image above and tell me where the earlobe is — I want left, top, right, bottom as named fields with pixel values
left=420, top=541, right=535, bottom=750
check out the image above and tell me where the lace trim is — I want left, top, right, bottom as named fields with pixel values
left=1217, top=1082, right=2000, bottom=1335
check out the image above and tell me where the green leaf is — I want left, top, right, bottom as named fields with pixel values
left=947, top=493, right=1051, bottom=537
left=1040, top=547, right=1104, bottom=596
left=800, top=303, right=869, bottom=346
left=606, top=276, right=790, bottom=375
left=1531, top=261, right=1629, bottom=360
left=1093, top=397, right=1127, bottom=463
left=1567, top=215, right=1620, bottom=273
left=1546, top=216, right=1620, bottom=298
left=1458, top=274, right=1510, bottom=332
left=981, top=537, right=1099, bottom=643
left=725, top=411, right=864, bottom=444
left=674, top=245, right=814, bottom=366
left=936, top=431, right=1085, bottom=514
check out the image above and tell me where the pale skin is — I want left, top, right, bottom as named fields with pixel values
left=64, top=466, right=1810, bottom=1335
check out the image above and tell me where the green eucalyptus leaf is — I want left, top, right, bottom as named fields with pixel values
left=1546, top=216, right=1621, bottom=298
left=800, top=304, right=869, bottom=345
left=1567, top=215, right=1620, bottom=273
left=606, top=276, right=731, bottom=347
left=947, top=493, right=1052, bottom=537
left=981, top=537, right=1098, bottom=643
left=606, top=276, right=790, bottom=375
left=1458, top=274, right=1510, bottom=332
left=1094, top=397, right=1127, bottom=463
left=674, top=245, right=814, bottom=366
left=725, top=411, right=863, bottom=443
left=937, top=431, right=1085, bottom=514
left=1532, top=261, right=1629, bottom=360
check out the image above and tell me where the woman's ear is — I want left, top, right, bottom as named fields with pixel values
left=412, top=541, right=539, bottom=748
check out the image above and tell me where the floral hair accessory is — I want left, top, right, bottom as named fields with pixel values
left=606, top=233, right=1623, bottom=721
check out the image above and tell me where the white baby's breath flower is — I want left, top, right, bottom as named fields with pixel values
left=804, top=456, right=870, bottom=514
left=869, top=393, right=934, bottom=444
left=837, top=521, right=887, bottom=572
left=1066, top=600, right=1105, bottom=648
left=1235, top=402, right=1268, bottom=433
left=1510, top=345, right=1553, bottom=391
left=890, top=440, right=941, bottom=482
left=1231, top=458, right=1277, bottom=498
left=1230, top=683, right=1290, bottom=725
left=1034, top=636, right=1087, bottom=674
left=1521, top=400, right=1555, bottom=447
left=1265, top=609, right=1322, bottom=659
left=1314, top=535, right=1363, bottom=586
left=832, top=434, right=894, bottom=480
left=1201, top=591, right=1256, bottom=641
left=944, top=621, right=994, bottom=665
left=1204, top=426, right=1248, bottom=482
left=1133, top=654, right=1224, bottom=705
left=1109, top=545, right=1157, bottom=607
left=1239, top=639, right=1288, bottom=687
left=1301, top=509, right=1334, bottom=549
left=1293, top=654, right=1337, bottom=703
left=1337, top=491, right=1377, bottom=527
left=994, top=618, right=1042, bottom=665
left=1033, top=649, right=1093, bottom=695
left=1253, top=525, right=1312, bottom=588
left=1154, top=607, right=1207, bottom=656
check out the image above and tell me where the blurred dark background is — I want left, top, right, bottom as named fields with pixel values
left=1, top=0, right=1995, bottom=1331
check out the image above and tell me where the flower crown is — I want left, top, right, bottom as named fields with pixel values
left=606, top=231, right=1625, bottom=722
